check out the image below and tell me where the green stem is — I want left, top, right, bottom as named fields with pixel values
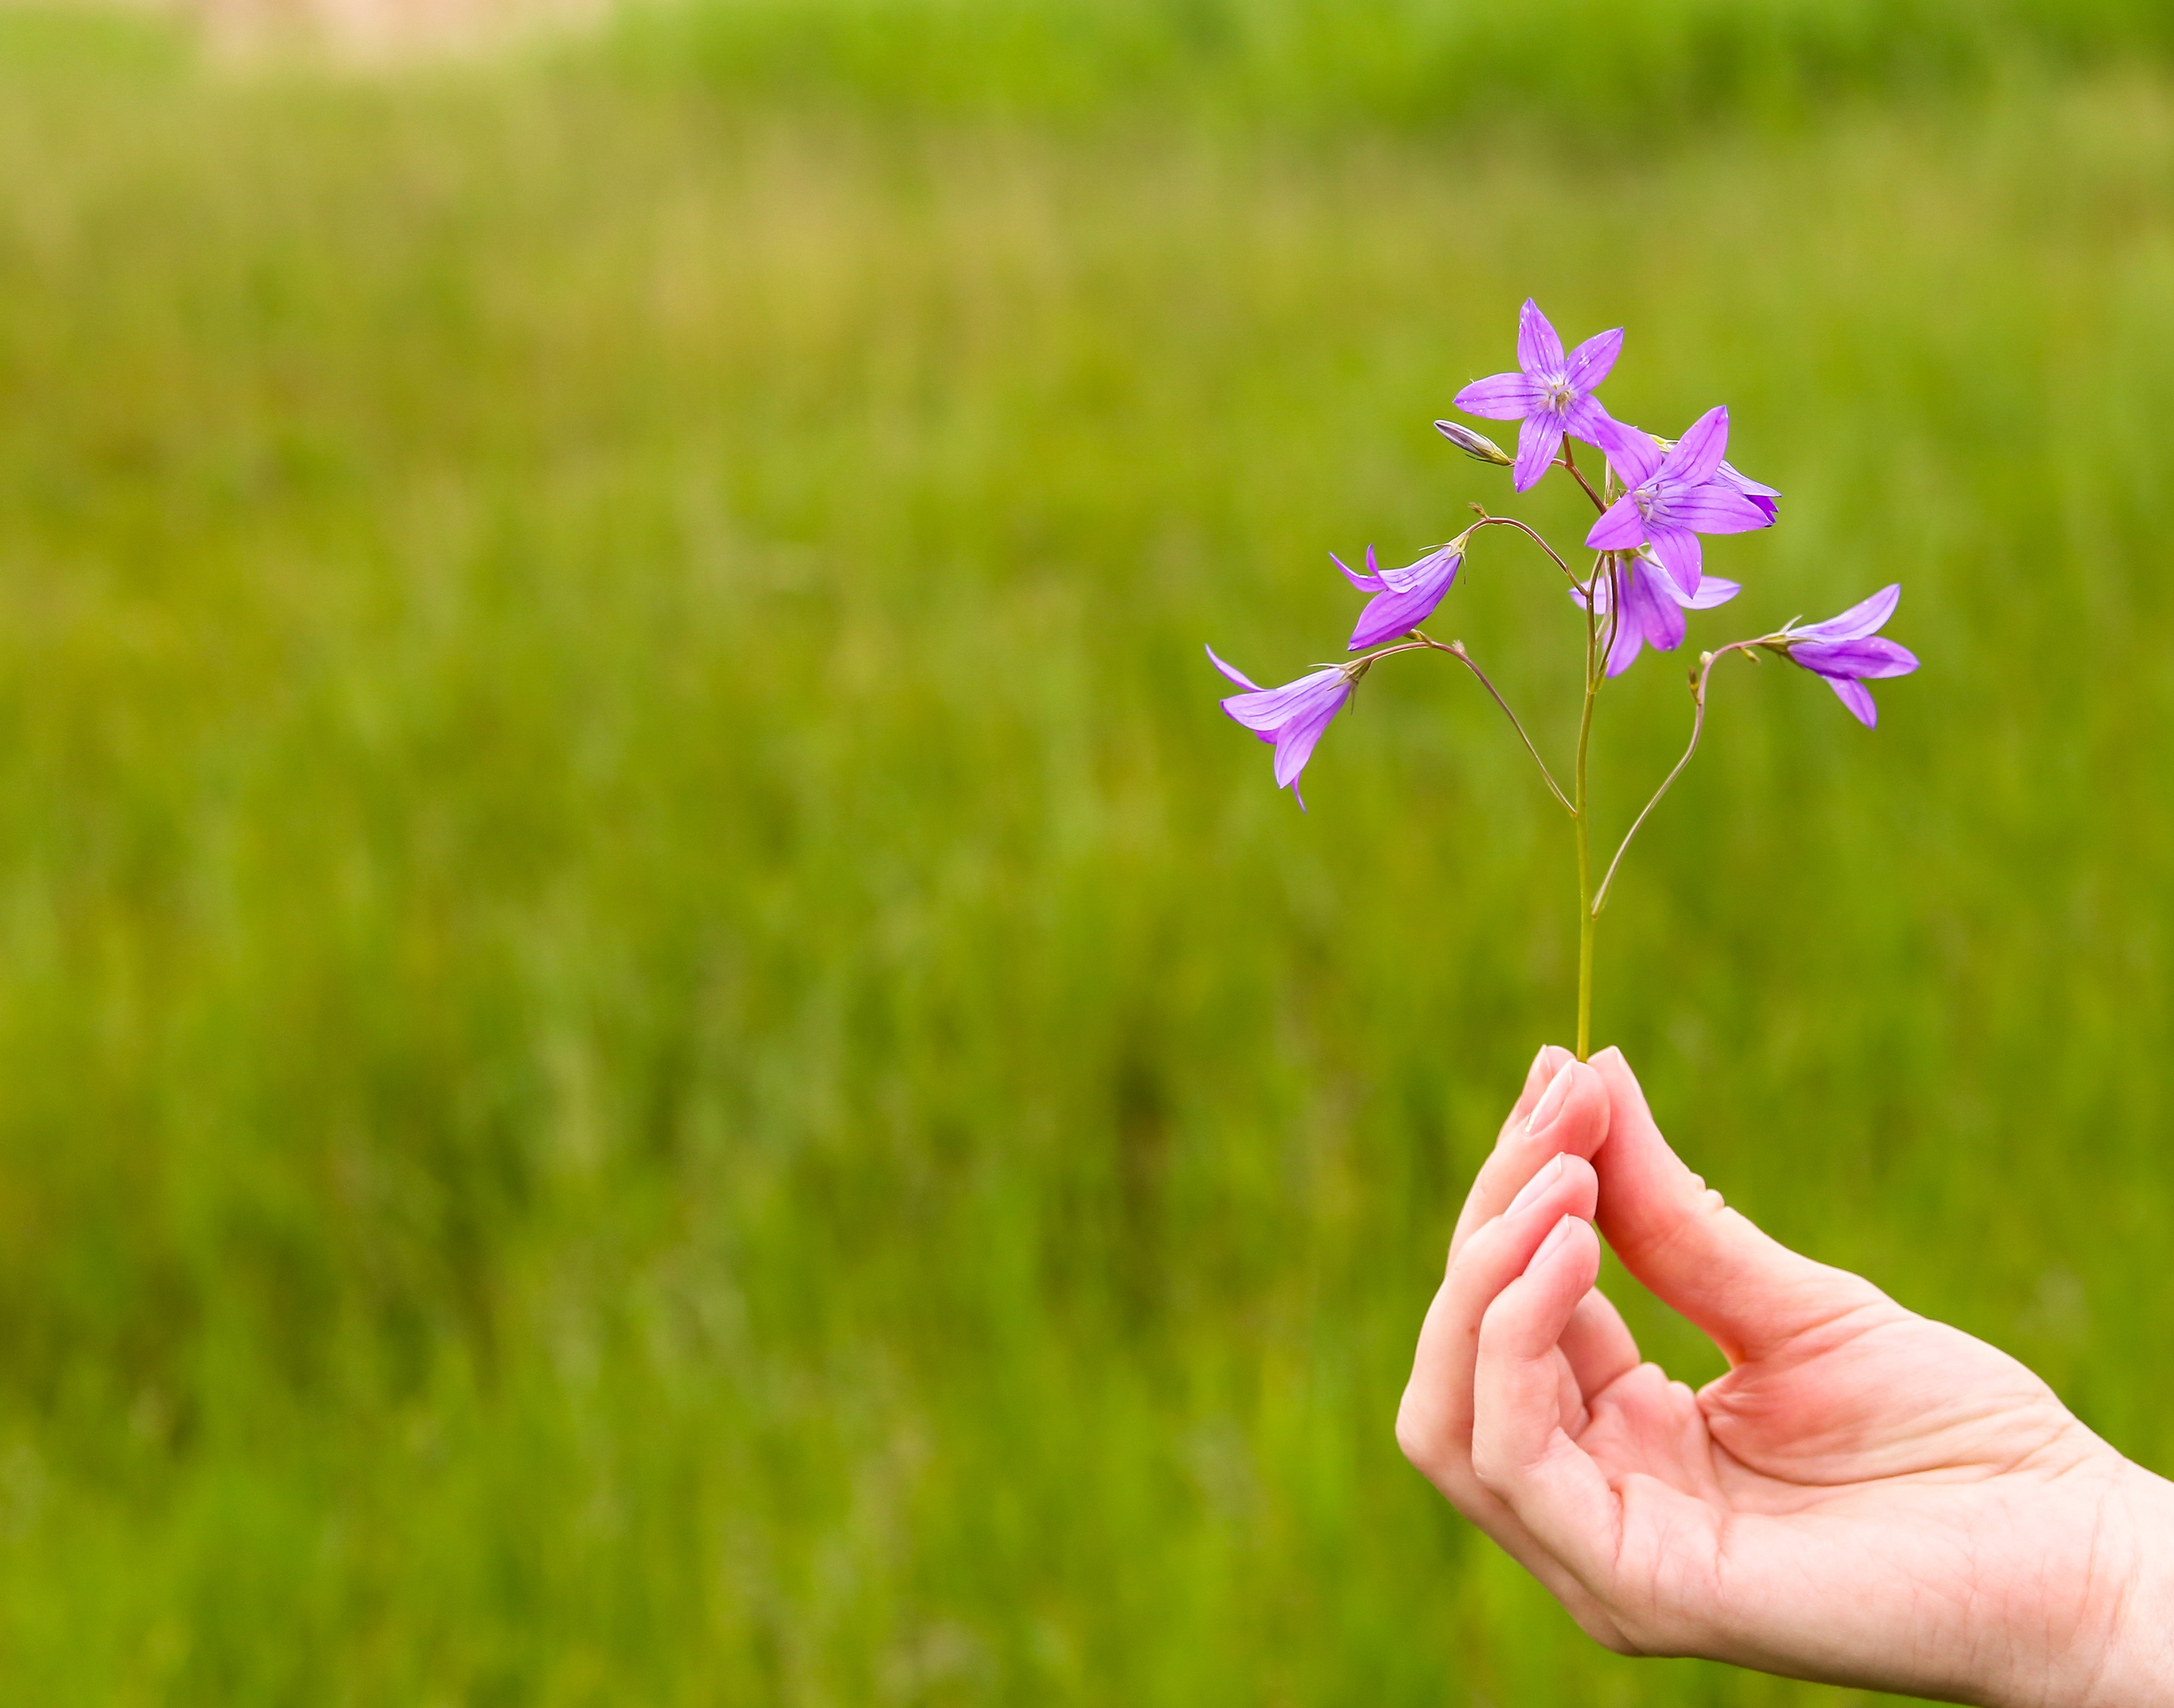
left=1573, top=556, right=1605, bottom=1061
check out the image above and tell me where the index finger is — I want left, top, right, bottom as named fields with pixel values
left=1450, top=1046, right=1603, bottom=1263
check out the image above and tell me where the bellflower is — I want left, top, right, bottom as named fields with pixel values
left=1453, top=300, right=1624, bottom=493
left=1336, top=541, right=1463, bottom=651
left=1586, top=406, right=1773, bottom=594
left=1610, top=423, right=1781, bottom=522
left=1779, top=584, right=1920, bottom=728
left=1576, top=552, right=1741, bottom=677
left=1207, top=646, right=1364, bottom=810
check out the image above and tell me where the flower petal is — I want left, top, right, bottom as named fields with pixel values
left=1564, top=326, right=1623, bottom=393
left=1271, top=692, right=1347, bottom=790
left=1350, top=548, right=1458, bottom=648
left=1826, top=675, right=1878, bottom=728
left=1585, top=493, right=1646, bottom=552
left=1222, top=666, right=1346, bottom=733
left=1563, top=393, right=1622, bottom=459
left=1349, top=586, right=1438, bottom=649
left=1453, top=373, right=1544, bottom=420
left=1602, top=609, right=1646, bottom=677
left=1513, top=413, right=1565, bottom=491
left=1332, top=549, right=1385, bottom=592
left=1658, top=406, right=1730, bottom=487
left=1516, top=298, right=1565, bottom=376
left=1673, top=573, right=1742, bottom=611
left=1205, top=644, right=1262, bottom=692
left=1622, top=557, right=1687, bottom=655
left=1715, top=458, right=1780, bottom=501
left=1791, top=636, right=1919, bottom=679
left=1374, top=544, right=1460, bottom=597
left=1794, top=583, right=1901, bottom=644
left=1644, top=522, right=1703, bottom=595
left=1659, top=482, right=1772, bottom=535
left=1597, top=418, right=1664, bottom=487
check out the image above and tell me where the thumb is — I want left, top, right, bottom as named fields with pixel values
left=1588, top=1046, right=1888, bottom=1365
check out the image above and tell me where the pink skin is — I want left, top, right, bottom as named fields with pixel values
left=1398, top=1046, right=2174, bottom=1705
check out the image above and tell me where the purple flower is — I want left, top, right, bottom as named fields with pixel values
left=1574, top=552, right=1741, bottom=677
left=1207, top=646, right=1364, bottom=810
left=1608, top=423, right=1781, bottom=523
left=1586, top=406, right=1773, bottom=594
left=1779, top=584, right=1919, bottom=728
left=1335, top=541, right=1462, bottom=651
left=1453, top=299, right=1624, bottom=493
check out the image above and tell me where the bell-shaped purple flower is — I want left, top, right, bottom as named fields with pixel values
left=1575, top=552, right=1741, bottom=677
left=1335, top=541, right=1462, bottom=651
left=1779, top=584, right=1919, bottom=728
left=1586, top=407, right=1774, bottom=594
left=1207, top=646, right=1363, bottom=810
left=1453, top=299, right=1624, bottom=493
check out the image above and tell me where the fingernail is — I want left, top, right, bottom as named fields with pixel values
left=1525, top=1061, right=1576, bottom=1133
left=1531, top=1213, right=1580, bottom=1269
left=1506, top=1152, right=1565, bottom=1216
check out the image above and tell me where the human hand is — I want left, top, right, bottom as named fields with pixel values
left=1397, top=1045, right=2174, bottom=1705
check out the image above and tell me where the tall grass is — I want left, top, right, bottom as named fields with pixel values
left=0, top=10, right=2169, bottom=1703
left=609, top=0, right=2174, bottom=127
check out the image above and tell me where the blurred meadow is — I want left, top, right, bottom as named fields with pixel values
left=0, top=0, right=2171, bottom=1701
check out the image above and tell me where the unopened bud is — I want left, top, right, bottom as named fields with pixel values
left=1436, top=420, right=1512, bottom=466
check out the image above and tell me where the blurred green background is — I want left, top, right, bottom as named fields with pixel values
left=0, top=1, right=2169, bottom=1701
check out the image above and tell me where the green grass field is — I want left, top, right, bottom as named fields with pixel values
left=0, top=5, right=2171, bottom=1701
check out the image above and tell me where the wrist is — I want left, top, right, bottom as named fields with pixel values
left=2071, top=1458, right=2174, bottom=1707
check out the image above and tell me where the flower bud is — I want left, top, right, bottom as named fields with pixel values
left=1435, top=420, right=1512, bottom=465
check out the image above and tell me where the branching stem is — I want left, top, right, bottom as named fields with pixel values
left=1465, top=512, right=1581, bottom=588
left=1590, top=636, right=1782, bottom=915
left=1558, top=439, right=1609, bottom=516
left=1358, top=631, right=1573, bottom=814
left=1423, top=633, right=1573, bottom=815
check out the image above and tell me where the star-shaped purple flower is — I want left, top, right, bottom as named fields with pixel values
left=1611, top=423, right=1781, bottom=523
left=1453, top=300, right=1624, bottom=493
left=1779, top=584, right=1919, bottom=727
left=1586, top=406, right=1773, bottom=594
left=1207, top=646, right=1364, bottom=809
left=1575, top=552, right=1741, bottom=677
left=1336, top=541, right=1462, bottom=651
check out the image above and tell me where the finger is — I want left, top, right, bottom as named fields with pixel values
left=1401, top=1152, right=1601, bottom=1487
left=1560, top=1287, right=1640, bottom=1405
left=1503, top=1042, right=1575, bottom=1137
left=1400, top=1174, right=1626, bottom=1644
left=1470, top=1215, right=1625, bottom=1595
left=1450, top=1054, right=1606, bottom=1262
left=1587, top=1046, right=1889, bottom=1366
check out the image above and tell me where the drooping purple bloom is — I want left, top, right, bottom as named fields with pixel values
left=1336, top=541, right=1461, bottom=651
left=1453, top=300, right=1624, bottom=493
left=1779, top=584, right=1919, bottom=728
left=1586, top=406, right=1774, bottom=594
left=1207, top=645, right=1363, bottom=810
left=1573, top=552, right=1741, bottom=677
